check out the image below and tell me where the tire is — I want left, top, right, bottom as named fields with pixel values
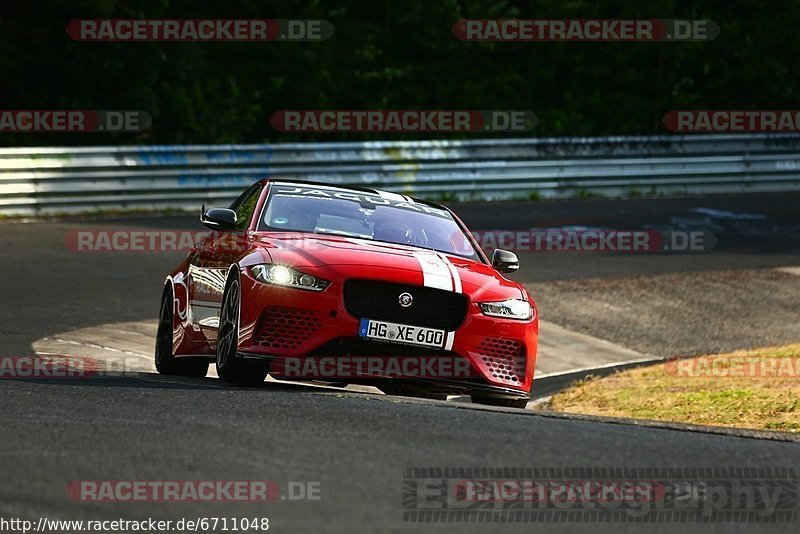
left=216, top=271, right=270, bottom=386
left=471, top=395, right=530, bottom=409
left=155, top=285, right=209, bottom=377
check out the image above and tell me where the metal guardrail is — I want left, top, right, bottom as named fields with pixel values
left=2, top=133, right=800, bottom=215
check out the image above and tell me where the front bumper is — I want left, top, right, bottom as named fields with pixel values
left=237, top=269, right=538, bottom=394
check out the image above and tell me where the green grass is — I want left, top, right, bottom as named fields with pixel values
left=550, top=344, right=800, bottom=433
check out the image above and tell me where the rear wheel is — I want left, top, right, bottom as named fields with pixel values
left=471, top=395, right=529, bottom=409
left=216, top=272, right=270, bottom=386
left=155, top=285, right=209, bottom=377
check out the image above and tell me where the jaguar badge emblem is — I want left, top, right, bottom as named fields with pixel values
left=398, top=292, right=413, bottom=307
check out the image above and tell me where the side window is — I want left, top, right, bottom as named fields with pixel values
left=229, top=184, right=262, bottom=230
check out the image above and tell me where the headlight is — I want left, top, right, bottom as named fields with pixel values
left=250, top=264, right=330, bottom=291
left=479, top=298, right=533, bottom=320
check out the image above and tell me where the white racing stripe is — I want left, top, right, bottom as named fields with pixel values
left=413, top=252, right=463, bottom=351
left=414, top=252, right=453, bottom=291
left=377, top=190, right=408, bottom=202
left=412, top=252, right=463, bottom=294
left=439, top=253, right=462, bottom=294
left=377, top=190, right=414, bottom=203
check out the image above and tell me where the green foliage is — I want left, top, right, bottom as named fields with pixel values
left=571, top=188, right=605, bottom=199
left=627, top=187, right=643, bottom=198
left=0, top=0, right=797, bottom=145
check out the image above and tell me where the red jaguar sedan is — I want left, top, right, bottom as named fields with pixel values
left=156, top=180, right=538, bottom=407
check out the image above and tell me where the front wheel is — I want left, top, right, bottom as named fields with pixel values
left=216, top=272, right=269, bottom=386
left=155, top=285, right=209, bottom=377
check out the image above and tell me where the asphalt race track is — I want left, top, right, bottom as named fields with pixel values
left=3, top=376, right=798, bottom=533
left=2, top=192, right=800, bottom=533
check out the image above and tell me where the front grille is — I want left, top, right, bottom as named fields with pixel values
left=477, top=337, right=525, bottom=384
left=254, top=306, right=321, bottom=350
left=343, top=279, right=468, bottom=330
left=307, top=337, right=478, bottom=381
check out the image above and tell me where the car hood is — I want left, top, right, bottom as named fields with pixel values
left=251, top=232, right=525, bottom=301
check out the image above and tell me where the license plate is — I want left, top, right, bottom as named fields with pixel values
left=358, top=318, right=446, bottom=349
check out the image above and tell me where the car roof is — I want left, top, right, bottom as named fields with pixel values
left=260, top=178, right=449, bottom=211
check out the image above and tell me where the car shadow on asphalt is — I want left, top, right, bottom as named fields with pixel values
left=0, top=372, right=334, bottom=393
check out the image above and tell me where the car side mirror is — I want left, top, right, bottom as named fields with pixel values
left=491, top=249, right=519, bottom=273
left=200, top=205, right=237, bottom=231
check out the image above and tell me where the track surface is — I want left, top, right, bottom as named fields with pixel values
left=2, top=192, right=800, bottom=532
left=3, top=376, right=799, bottom=533
left=530, top=268, right=800, bottom=357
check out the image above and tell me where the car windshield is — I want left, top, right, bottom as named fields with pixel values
left=259, top=184, right=479, bottom=260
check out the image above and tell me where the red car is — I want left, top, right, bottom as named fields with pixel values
left=156, top=180, right=538, bottom=407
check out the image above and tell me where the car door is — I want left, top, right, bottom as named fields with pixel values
left=189, top=183, right=263, bottom=342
